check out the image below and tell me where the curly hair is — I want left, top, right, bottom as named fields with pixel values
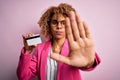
left=38, top=3, right=76, bottom=39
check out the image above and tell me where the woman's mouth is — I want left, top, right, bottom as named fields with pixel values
left=55, top=31, right=63, bottom=35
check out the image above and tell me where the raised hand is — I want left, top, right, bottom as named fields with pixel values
left=22, top=33, right=37, bottom=54
left=50, top=11, right=95, bottom=68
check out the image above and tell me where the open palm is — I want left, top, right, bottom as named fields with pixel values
left=51, top=11, right=95, bottom=68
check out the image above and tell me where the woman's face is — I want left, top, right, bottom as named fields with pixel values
left=50, top=14, right=66, bottom=40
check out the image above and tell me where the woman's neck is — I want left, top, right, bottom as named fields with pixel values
left=52, top=38, right=65, bottom=53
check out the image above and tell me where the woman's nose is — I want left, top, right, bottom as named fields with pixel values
left=57, top=22, right=62, bottom=29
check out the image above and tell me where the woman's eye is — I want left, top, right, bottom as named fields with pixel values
left=51, top=20, right=65, bottom=26
left=61, top=21, right=65, bottom=25
left=51, top=20, right=58, bottom=25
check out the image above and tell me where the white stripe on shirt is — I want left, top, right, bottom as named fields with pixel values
left=46, top=47, right=57, bottom=80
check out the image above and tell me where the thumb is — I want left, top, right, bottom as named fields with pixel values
left=50, top=53, right=70, bottom=65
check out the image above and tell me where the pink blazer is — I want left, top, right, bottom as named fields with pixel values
left=17, top=39, right=101, bottom=80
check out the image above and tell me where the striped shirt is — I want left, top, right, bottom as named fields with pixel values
left=46, top=47, right=57, bottom=80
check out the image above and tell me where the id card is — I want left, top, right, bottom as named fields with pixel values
left=25, top=34, right=42, bottom=46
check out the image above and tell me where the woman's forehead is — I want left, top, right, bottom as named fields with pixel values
left=51, top=13, right=65, bottom=20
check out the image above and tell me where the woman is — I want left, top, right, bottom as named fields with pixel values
left=17, top=3, right=101, bottom=80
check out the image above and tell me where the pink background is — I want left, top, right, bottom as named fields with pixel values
left=0, top=0, right=120, bottom=80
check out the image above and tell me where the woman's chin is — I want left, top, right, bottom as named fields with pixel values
left=54, top=36, right=65, bottom=40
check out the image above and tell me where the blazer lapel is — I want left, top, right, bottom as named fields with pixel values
left=40, top=40, right=51, bottom=80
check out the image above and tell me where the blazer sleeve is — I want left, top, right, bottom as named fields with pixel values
left=79, top=53, right=101, bottom=71
left=17, top=47, right=38, bottom=80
